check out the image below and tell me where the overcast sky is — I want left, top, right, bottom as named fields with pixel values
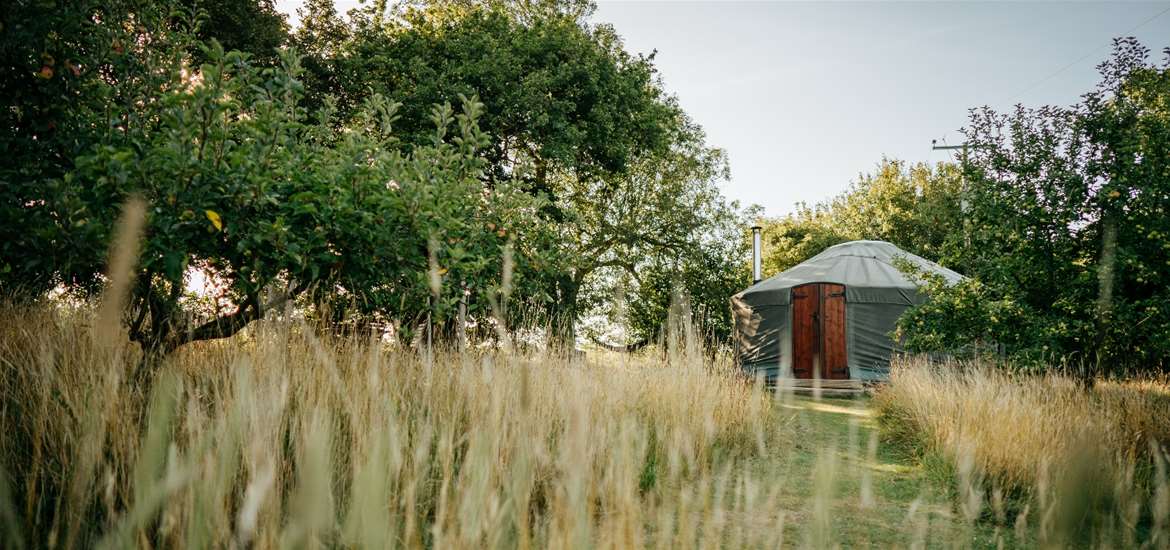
left=275, top=1, right=1170, bottom=216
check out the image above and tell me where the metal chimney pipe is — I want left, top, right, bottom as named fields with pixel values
left=751, top=225, right=762, bottom=283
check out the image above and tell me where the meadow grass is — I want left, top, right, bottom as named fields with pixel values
left=0, top=301, right=1008, bottom=549
left=0, top=303, right=794, bottom=549
left=872, top=358, right=1170, bottom=548
left=5, top=298, right=1168, bottom=548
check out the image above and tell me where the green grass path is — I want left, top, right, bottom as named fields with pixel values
left=761, top=394, right=1017, bottom=548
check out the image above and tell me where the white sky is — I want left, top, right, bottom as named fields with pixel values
left=275, top=1, right=1170, bottom=216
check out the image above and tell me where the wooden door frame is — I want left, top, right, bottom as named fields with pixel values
left=790, top=284, right=819, bottom=379
left=790, top=283, right=849, bottom=380
left=820, top=284, right=848, bottom=379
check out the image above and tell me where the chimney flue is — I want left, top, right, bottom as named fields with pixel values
left=751, top=225, right=762, bottom=284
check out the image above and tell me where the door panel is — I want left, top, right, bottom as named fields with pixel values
left=821, top=284, right=849, bottom=379
left=790, top=283, right=849, bottom=380
left=791, top=284, right=817, bottom=379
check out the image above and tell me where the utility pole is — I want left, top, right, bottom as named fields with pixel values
left=932, top=140, right=974, bottom=248
left=751, top=225, right=763, bottom=284
left=931, top=139, right=970, bottom=211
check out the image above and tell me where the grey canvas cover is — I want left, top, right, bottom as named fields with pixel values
left=731, top=240, right=963, bottom=381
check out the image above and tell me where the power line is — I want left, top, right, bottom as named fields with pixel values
left=1002, top=3, right=1170, bottom=105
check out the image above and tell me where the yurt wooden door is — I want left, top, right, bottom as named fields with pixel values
left=791, top=283, right=849, bottom=379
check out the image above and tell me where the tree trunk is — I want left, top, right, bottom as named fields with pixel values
left=1091, top=209, right=1119, bottom=386
left=549, top=276, right=580, bottom=352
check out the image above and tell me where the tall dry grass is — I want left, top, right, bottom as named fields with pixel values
left=0, top=302, right=796, bottom=549
left=873, top=358, right=1170, bottom=547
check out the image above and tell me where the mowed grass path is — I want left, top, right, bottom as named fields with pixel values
left=759, top=394, right=1018, bottom=548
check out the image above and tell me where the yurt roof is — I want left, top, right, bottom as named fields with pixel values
left=735, top=240, right=963, bottom=304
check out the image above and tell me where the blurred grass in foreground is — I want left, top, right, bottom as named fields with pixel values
left=874, top=358, right=1170, bottom=548
left=0, top=302, right=782, bottom=549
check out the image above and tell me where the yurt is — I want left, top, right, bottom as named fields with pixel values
left=730, top=240, right=963, bottom=383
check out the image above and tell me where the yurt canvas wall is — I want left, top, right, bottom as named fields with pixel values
left=730, top=240, right=963, bottom=382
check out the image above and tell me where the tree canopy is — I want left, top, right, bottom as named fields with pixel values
left=180, top=0, right=290, bottom=65
left=329, top=4, right=677, bottom=185
left=898, top=38, right=1170, bottom=372
left=296, top=0, right=747, bottom=344
left=1, top=0, right=190, bottom=296
left=1, top=0, right=749, bottom=356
